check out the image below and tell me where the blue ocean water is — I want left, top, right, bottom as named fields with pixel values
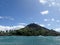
left=0, top=36, right=60, bottom=45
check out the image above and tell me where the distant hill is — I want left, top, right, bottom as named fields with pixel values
left=15, top=23, right=60, bottom=36
left=0, top=23, right=60, bottom=36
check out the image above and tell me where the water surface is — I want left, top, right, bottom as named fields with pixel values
left=0, top=36, right=60, bottom=45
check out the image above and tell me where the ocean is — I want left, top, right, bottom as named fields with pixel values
left=0, top=36, right=60, bottom=45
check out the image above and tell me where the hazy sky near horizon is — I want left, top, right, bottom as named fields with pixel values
left=0, top=0, right=60, bottom=31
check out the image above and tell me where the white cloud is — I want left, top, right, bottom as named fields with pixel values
left=51, top=2, right=56, bottom=6
left=0, top=25, right=25, bottom=31
left=39, top=0, right=47, bottom=4
left=40, top=10, right=49, bottom=15
left=0, top=16, right=4, bottom=19
left=54, top=28, right=60, bottom=32
left=56, top=20, right=60, bottom=22
left=33, top=22, right=39, bottom=24
left=47, top=24, right=51, bottom=26
left=5, top=16, right=14, bottom=20
left=44, top=19, right=48, bottom=21
left=39, top=0, right=60, bottom=7
left=39, top=24, right=45, bottom=27
left=0, top=23, right=27, bottom=31
left=49, top=4, right=52, bottom=7
left=51, top=18, right=55, bottom=21
left=18, top=23, right=27, bottom=26
left=44, top=18, right=55, bottom=22
left=49, top=2, right=60, bottom=7
left=56, top=3, right=60, bottom=6
left=0, top=16, right=14, bottom=20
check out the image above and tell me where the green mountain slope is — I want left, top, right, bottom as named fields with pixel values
left=0, top=23, right=60, bottom=36
left=15, top=23, right=60, bottom=36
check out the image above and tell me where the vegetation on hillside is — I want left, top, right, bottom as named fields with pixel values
left=0, top=23, right=60, bottom=36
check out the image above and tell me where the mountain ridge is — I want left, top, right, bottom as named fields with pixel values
left=16, top=23, right=60, bottom=36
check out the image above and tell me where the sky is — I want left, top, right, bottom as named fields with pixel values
left=0, top=0, right=60, bottom=31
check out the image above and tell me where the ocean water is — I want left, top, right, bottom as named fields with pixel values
left=0, top=36, right=60, bottom=45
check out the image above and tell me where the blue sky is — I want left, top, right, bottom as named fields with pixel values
left=0, top=0, right=60, bottom=31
